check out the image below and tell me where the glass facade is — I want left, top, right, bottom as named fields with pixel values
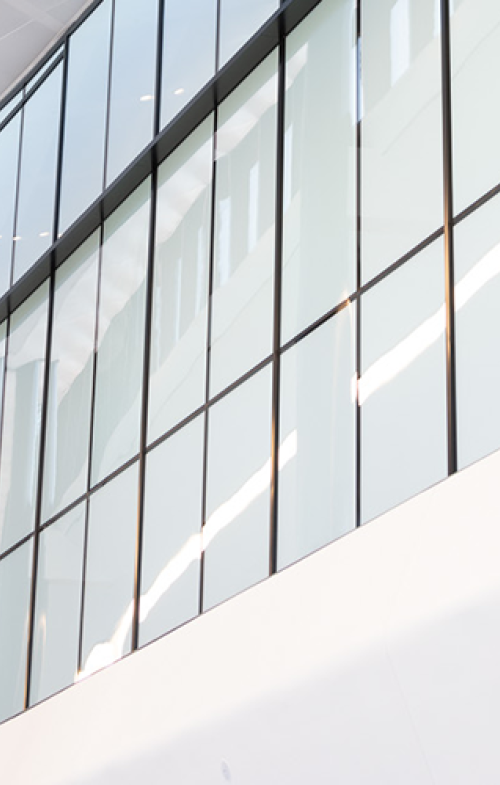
left=0, top=0, right=498, bottom=723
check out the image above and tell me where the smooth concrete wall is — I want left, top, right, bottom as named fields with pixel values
left=2, top=448, right=500, bottom=784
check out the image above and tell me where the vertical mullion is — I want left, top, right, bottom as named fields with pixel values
left=131, top=173, right=157, bottom=652
left=24, top=274, right=54, bottom=709
left=440, top=0, right=457, bottom=476
left=269, top=28, right=285, bottom=576
left=199, top=0, right=221, bottom=617
left=10, top=103, right=25, bottom=289
left=131, top=0, right=165, bottom=656
left=77, top=223, right=105, bottom=674
left=355, top=0, right=362, bottom=528
left=154, top=0, right=166, bottom=138
left=24, top=39, right=70, bottom=708
left=102, top=0, right=116, bottom=191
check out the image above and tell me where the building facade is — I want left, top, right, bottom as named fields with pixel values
left=1, top=0, right=500, bottom=781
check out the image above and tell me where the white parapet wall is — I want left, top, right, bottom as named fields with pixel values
left=3, top=448, right=500, bottom=784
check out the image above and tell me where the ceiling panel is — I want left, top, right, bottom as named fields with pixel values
left=0, top=0, right=95, bottom=101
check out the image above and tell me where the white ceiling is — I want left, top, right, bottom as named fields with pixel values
left=0, top=0, right=95, bottom=102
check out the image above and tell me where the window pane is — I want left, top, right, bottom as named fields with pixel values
left=278, top=305, right=356, bottom=570
left=211, top=53, right=278, bottom=396
left=282, top=0, right=356, bottom=344
left=81, top=463, right=138, bottom=677
left=219, top=0, right=278, bottom=67
left=13, top=65, right=63, bottom=281
left=0, top=283, right=49, bottom=553
left=455, top=196, right=500, bottom=468
left=203, top=366, right=272, bottom=611
left=361, top=239, right=447, bottom=523
left=30, top=503, right=85, bottom=705
left=42, top=234, right=99, bottom=523
left=148, top=118, right=212, bottom=443
left=361, top=0, right=443, bottom=283
left=0, top=540, right=32, bottom=723
left=140, top=416, right=203, bottom=646
left=160, top=0, right=217, bottom=129
left=59, top=0, right=112, bottom=234
left=106, top=0, right=158, bottom=185
left=0, top=94, right=22, bottom=126
left=0, top=112, right=20, bottom=296
left=91, top=181, right=150, bottom=486
left=451, top=0, right=500, bottom=214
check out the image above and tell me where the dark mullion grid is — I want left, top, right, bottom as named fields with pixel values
left=78, top=0, right=117, bottom=668
left=0, top=53, right=64, bottom=137
left=131, top=173, right=157, bottom=653
left=440, top=0, right=457, bottom=475
left=199, top=0, right=221, bottom=617
left=0, top=0, right=328, bottom=324
left=23, top=272, right=55, bottom=710
left=9, top=101, right=25, bottom=289
left=355, top=0, right=362, bottom=528
left=77, top=222, right=105, bottom=674
left=102, top=0, right=117, bottom=191
left=269, top=30, right=286, bottom=576
left=130, top=0, right=165, bottom=653
left=23, top=39, right=70, bottom=708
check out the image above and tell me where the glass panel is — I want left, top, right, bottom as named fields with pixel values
left=0, top=94, right=22, bottom=127
left=161, top=0, right=217, bottom=129
left=91, top=180, right=150, bottom=486
left=361, top=238, right=447, bottom=523
left=148, top=119, right=212, bottom=444
left=361, top=0, right=443, bottom=283
left=30, top=503, right=85, bottom=705
left=278, top=305, right=356, bottom=570
left=451, top=0, right=500, bottom=214
left=140, top=416, right=203, bottom=646
left=203, top=365, right=272, bottom=611
left=0, top=111, right=20, bottom=296
left=42, top=234, right=99, bottom=523
left=455, top=196, right=500, bottom=468
left=24, top=47, right=63, bottom=96
left=0, top=540, right=32, bottom=723
left=13, top=65, right=63, bottom=281
left=80, top=463, right=138, bottom=677
left=210, top=53, right=278, bottom=396
left=219, top=0, right=279, bottom=67
left=106, top=0, right=158, bottom=185
left=282, top=0, right=356, bottom=344
left=0, top=283, right=49, bottom=554
left=59, top=0, right=112, bottom=235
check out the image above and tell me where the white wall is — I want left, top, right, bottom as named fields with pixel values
left=3, top=448, right=500, bottom=784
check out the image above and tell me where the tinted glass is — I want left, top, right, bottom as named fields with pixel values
left=42, top=234, right=99, bottom=523
left=91, top=181, right=150, bottom=486
left=59, top=0, right=112, bottom=234
left=361, top=0, right=443, bottom=283
left=210, top=53, right=278, bottom=396
left=278, top=305, right=356, bottom=569
left=0, top=112, right=20, bottom=295
left=106, top=0, right=158, bottom=185
left=361, top=239, right=447, bottom=522
left=80, top=463, right=138, bottom=677
left=0, top=283, right=49, bottom=553
left=30, top=503, right=85, bottom=704
left=203, top=366, right=272, bottom=611
left=282, top=0, right=356, bottom=344
left=13, top=65, right=62, bottom=281
left=140, top=416, right=203, bottom=646
left=161, top=0, right=217, bottom=129
left=0, top=541, right=32, bottom=722
left=148, top=118, right=212, bottom=443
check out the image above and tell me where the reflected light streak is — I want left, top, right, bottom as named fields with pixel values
left=358, top=242, right=500, bottom=405
left=77, top=431, right=298, bottom=681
